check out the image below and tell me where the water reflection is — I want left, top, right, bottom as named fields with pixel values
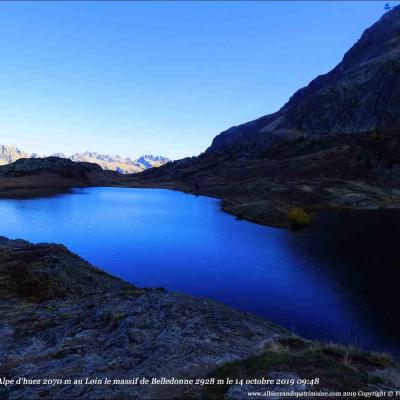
left=0, top=188, right=397, bottom=356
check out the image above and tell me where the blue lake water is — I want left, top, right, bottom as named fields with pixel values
left=0, top=187, right=398, bottom=356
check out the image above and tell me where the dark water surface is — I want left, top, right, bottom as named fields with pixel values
left=0, top=187, right=398, bottom=356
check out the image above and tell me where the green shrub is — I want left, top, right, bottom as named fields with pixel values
left=287, top=207, right=311, bottom=227
left=370, top=130, right=380, bottom=141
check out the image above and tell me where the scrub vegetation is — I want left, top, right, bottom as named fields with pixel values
left=203, top=336, right=395, bottom=399
left=287, top=207, right=312, bottom=227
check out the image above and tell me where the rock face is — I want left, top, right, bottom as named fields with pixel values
left=209, top=6, right=400, bottom=156
left=0, top=237, right=130, bottom=301
left=0, top=237, right=285, bottom=399
left=0, top=145, right=29, bottom=166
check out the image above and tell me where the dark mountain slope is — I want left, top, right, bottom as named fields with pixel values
left=0, top=157, right=102, bottom=178
left=209, top=6, right=400, bottom=156
left=130, top=8, right=400, bottom=227
left=131, top=133, right=400, bottom=227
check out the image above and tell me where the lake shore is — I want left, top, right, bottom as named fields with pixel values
left=2, top=174, right=396, bottom=230
left=126, top=134, right=400, bottom=229
left=2, top=186, right=399, bottom=356
left=0, top=236, right=399, bottom=399
left=3, top=137, right=400, bottom=230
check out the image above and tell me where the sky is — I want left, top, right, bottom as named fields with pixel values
left=0, top=1, right=392, bottom=160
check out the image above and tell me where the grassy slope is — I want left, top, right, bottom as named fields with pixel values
left=203, top=337, right=397, bottom=399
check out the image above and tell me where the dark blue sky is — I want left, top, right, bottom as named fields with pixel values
left=0, top=1, right=389, bottom=159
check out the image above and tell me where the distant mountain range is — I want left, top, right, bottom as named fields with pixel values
left=0, top=145, right=170, bottom=174
left=0, top=145, right=30, bottom=165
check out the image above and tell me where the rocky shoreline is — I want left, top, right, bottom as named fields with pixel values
left=0, top=237, right=285, bottom=399
left=3, top=137, right=400, bottom=230
left=128, top=133, right=400, bottom=228
left=0, top=237, right=399, bottom=399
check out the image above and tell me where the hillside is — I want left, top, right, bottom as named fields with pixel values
left=129, top=6, right=400, bottom=227
left=209, top=6, right=400, bottom=156
left=0, top=157, right=134, bottom=198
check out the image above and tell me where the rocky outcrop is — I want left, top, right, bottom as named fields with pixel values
left=1, top=238, right=398, bottom=399
left=208, top=6, right=400, bottom=156
left=0, top=237, right=285, bottom=399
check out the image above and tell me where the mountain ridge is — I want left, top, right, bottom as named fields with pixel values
left=0, top=145, right=170, bottom=174
left=129, top=6, right=400, bottom=227
left=208, top=5, right=400, bottom=156
left=0, top=145, right=29, bottom=166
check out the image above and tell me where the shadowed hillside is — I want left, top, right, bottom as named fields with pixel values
left=208, top=6, right=400, bottom=156
left=129, top=6, right=400, bottom=227
left=0, top=157, right=134, bottom=198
